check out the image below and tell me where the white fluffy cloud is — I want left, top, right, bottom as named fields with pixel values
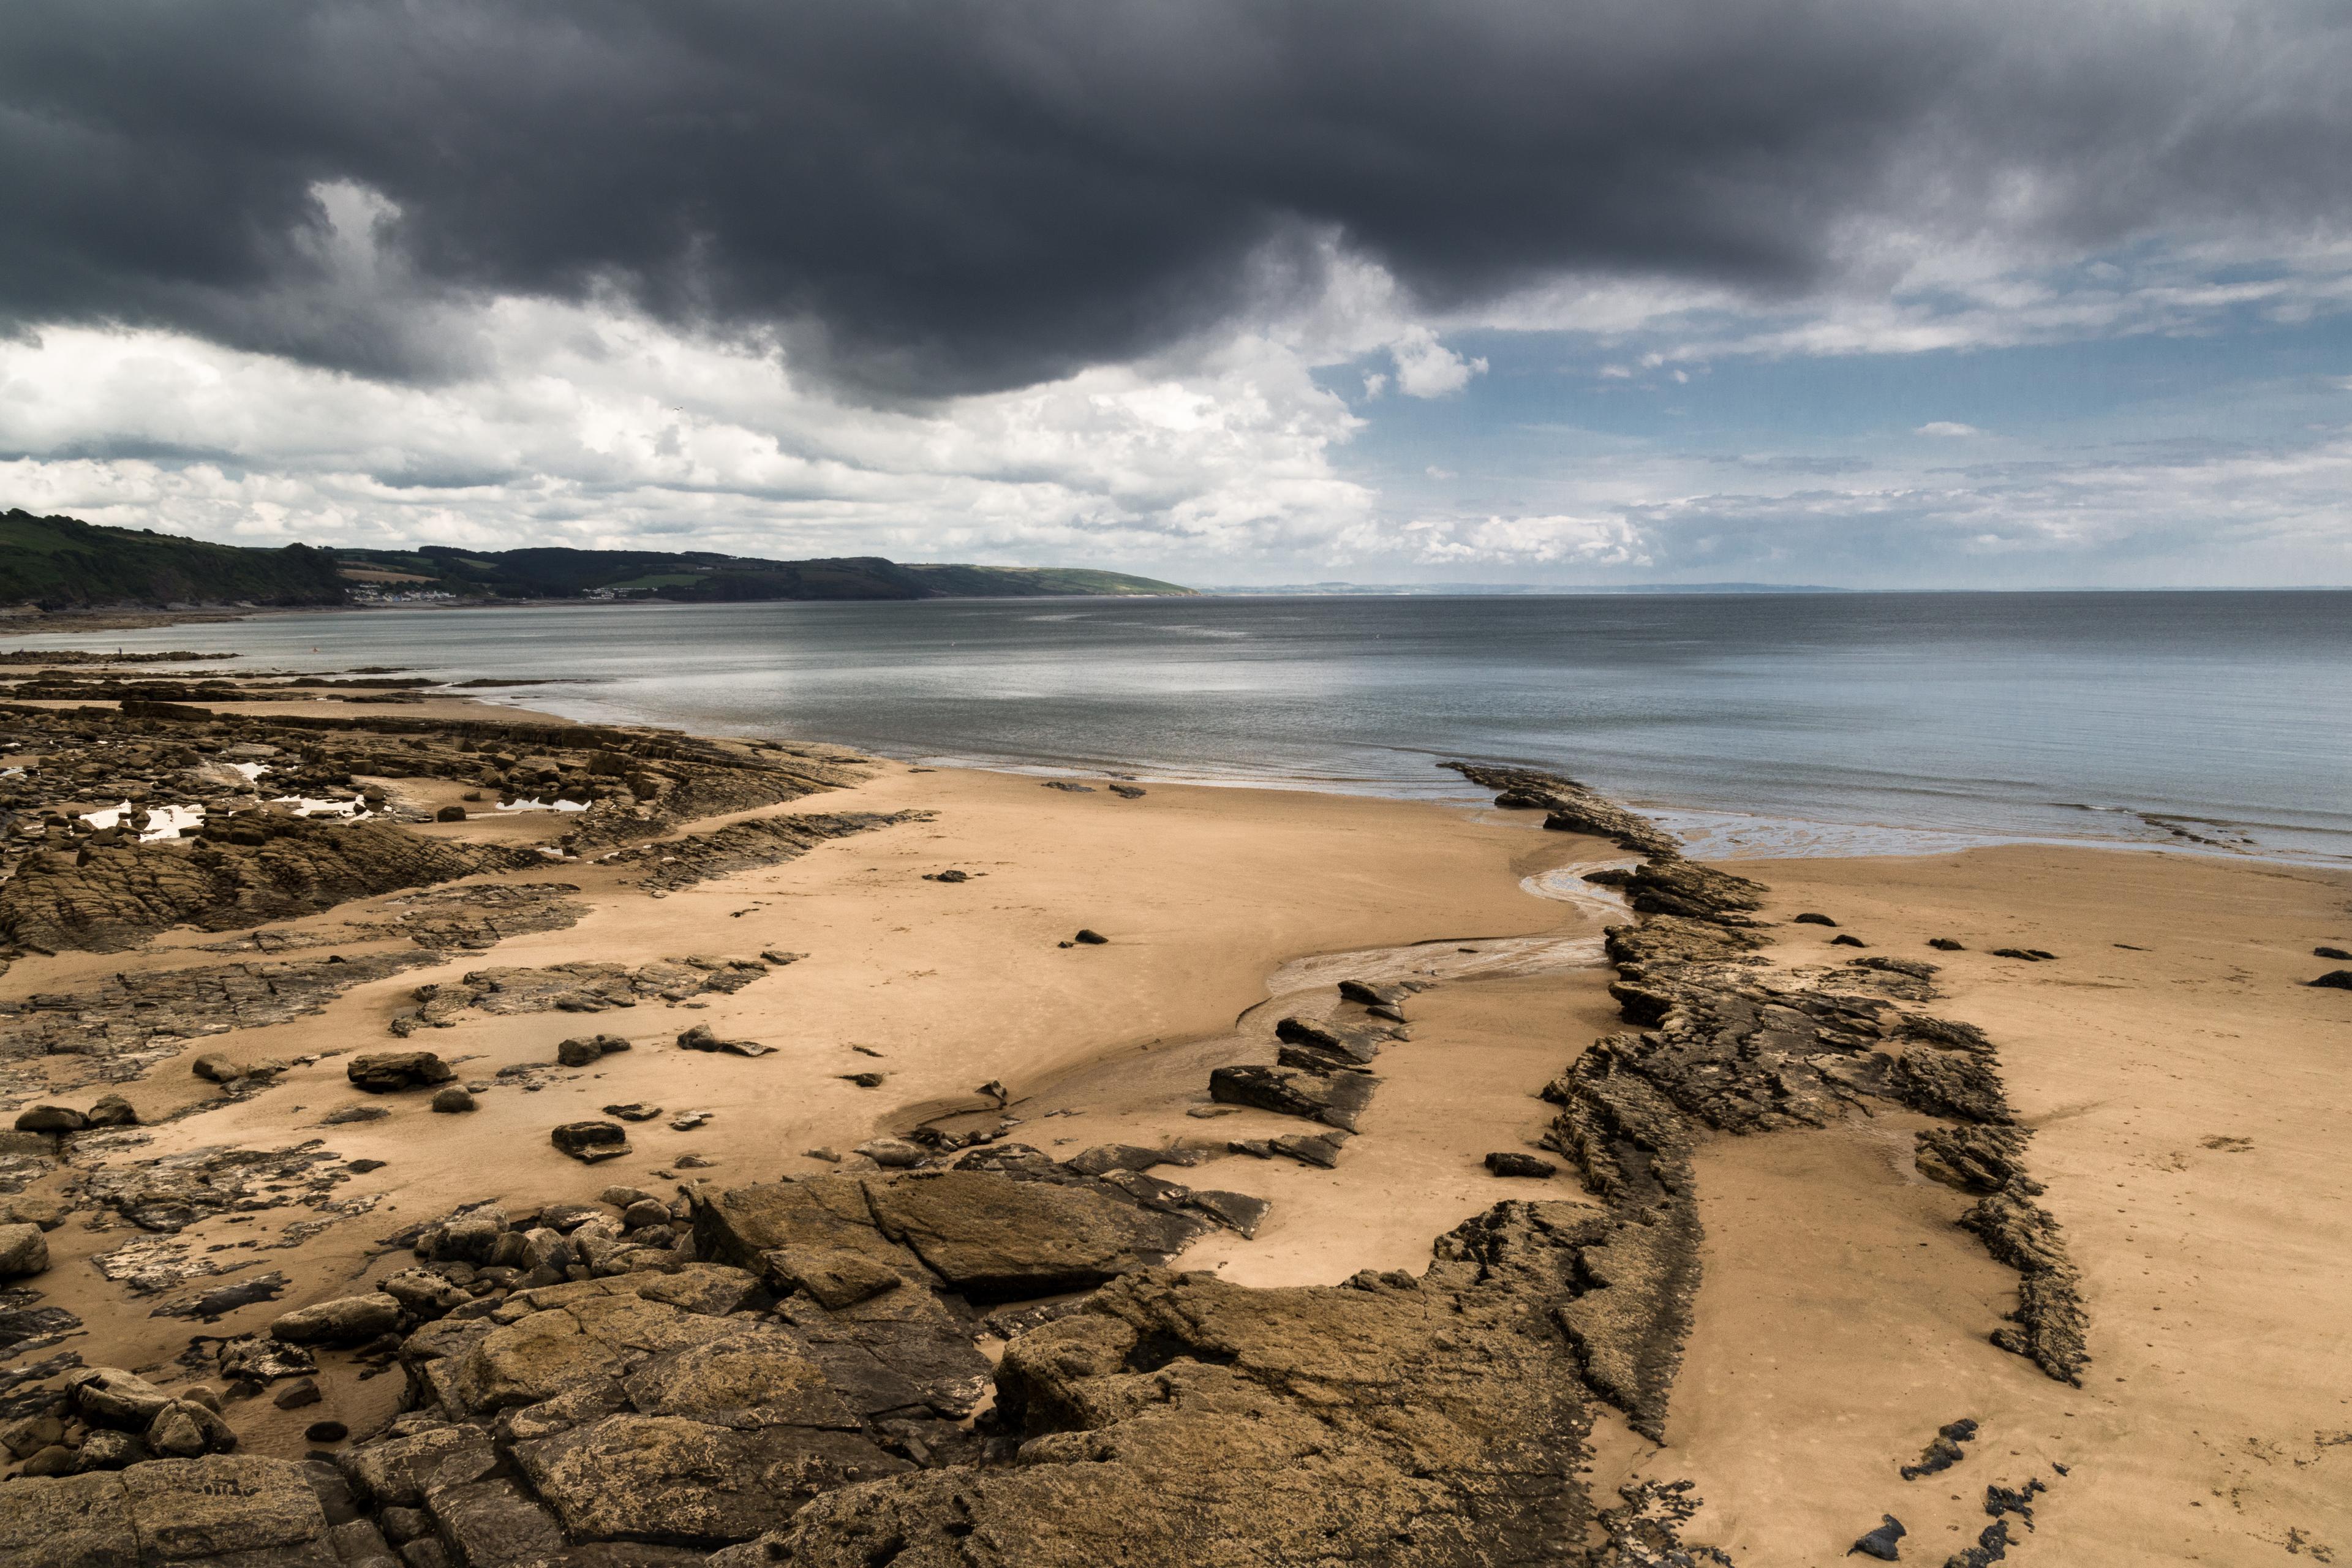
left=0, top=300, right=1378, bottom=568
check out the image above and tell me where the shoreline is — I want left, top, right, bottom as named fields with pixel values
left=0, top=662, right=2343, bottom=1563
left=15, top=633, right=2345, bottom=872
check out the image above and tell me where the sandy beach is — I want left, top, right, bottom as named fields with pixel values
left=0, top=666, right=2344, bottom=1566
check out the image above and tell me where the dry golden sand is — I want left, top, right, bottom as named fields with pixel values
left=1645, top=846, right=2352, bottom=1566
left=7, top=705, right=2348, bottom=1562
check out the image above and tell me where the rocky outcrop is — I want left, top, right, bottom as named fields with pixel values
left=1444, top=760, right=1680, bottom=856
left=394, top=954, right=773, bottom=1032
left=0, top=1454, right=335, bottom=1566
left=0, top=818, right=544, bottom=954
left=0, top=951, right=439, bottom=1103
left=600, top=810, right=933, bottom=892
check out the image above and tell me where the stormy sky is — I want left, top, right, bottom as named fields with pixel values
left=3, top=0, right=2349, bottom=586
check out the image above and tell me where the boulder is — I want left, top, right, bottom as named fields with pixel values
left=435, top=805, right=469, bottom=822
left=191, top=1052, right=243, bottom=1083
left=430, top=1086, right=478, bottom=1114
left=269, top=1292, right=402, bottom=1346
left=558, top=1033, right=631, bottom=1067
left=1792, top=912, right=1838, bottom=926
left=145, top=1399, right=236, bottom=1458
left=12, top=1104, right=86, bottom=1134
left=347, top=1051, right=455, bottom=1093
left=1850, top=1515, right=1907, bottom=1560
left=69, top=1367, right=174, bottom=1427
left=1485, top=1152, right=1558, bottom=1179
left=2310, top=969, right=2352, bottom=990
left=0, top=1223, right=49, bottom=1278
left=603, top=1102, right=663, bottom=1121
left=1072, top=929, right=1109, bottom=945
left=84, top=1093, right=139, bottom=1128
left=551, top=1121, right=632, bottom=1162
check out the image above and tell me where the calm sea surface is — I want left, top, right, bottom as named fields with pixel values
left=21, top=592, right=2352, bottom=862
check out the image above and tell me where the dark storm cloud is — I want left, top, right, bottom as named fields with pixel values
left=3, top=0, right=2348, bottom=393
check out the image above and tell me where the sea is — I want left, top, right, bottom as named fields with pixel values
left=17, top=591, right=2351, bottom=864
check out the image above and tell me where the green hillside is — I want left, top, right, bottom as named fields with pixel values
left=0, top=511, right=347, bottom=608
left=333, top=546, right=1193, bottom=601
left=0, top=513, right=1194, bottom=608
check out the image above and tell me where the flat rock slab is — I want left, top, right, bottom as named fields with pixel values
left=862, top=1171, right=1204, bottom=1302
left=514, top=1414, right=911, bottom=1546
left=1208, top=1065, right=1378, bottom=1132
left=0, top=1455, right=337, bottom=1568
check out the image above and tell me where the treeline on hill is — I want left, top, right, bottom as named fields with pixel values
left=0, top=510, right=1191, bottom=608
left=336, top=546, right=1191, bottom=601
left=0, top=511, right=348, bottom=608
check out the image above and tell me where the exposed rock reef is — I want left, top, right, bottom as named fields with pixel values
left=601, top=811, right=934, bottom=892
left=0, top=952, right=439, bottom=1104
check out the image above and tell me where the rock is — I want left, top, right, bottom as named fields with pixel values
left=2309, top=970, right=2352, bottom=990
left=380, top=1269, right=470, bottom=1319
left=0, top=1223, right=49, bottom=1278
left=84, top=1093, right=138, bottom=1127
left=761, top=949, right=807, bottom=967
left=1991, top=947, right=2057, bottom=962
left=271, top=1292, right=403, bottom=1346
left=1109, top=783, right=1147, bottom=799
left=670, top=1110, right=712, bottom=1131
left=1929, top=938, right=1966, bottom=951
left=924, top=869, right=969, bottom=883
left=1830, top=933, right=1868, bottom=948
left=856, top=1138, right=927, bottom=1168
left=1179, top=1188, right=1272, bottom=1237
left=1485, top=1152, right=1558, bottom=1178
left=77, top=1429, right=151, bottom=1470
left=1900, top=1417, right=1980, bottom=1479
left=839, top=1072, right=886, bottom=1088
left=192, top=1052, right=244, bottom=1082
left=604, top=1102, right=663, bottom=1121
left=273, top=1377, right=324, bottom=1409
left=1792, top=912, right=1838, bottom=926
left=12, top=1104, right=85, bottom=1133
left=551, top=1121, right=632, bottom=1162
left=145, top=1399, right=235, bottom=1458
left=1072, top=929, right=1109, bottom=945
left=763, top=1246, right=905, bottom=1310
left=434, top=804, right=468, bottom=822
left=622, top=1199, right=673, bottom=1231
left=860, top=1171, right=1203, bottom=1302
left=1336, top=979, right=1408, bottom=1008
left=1207, top=1064, right=1376, bottom=1132
left=1041, top=780, right=1095, bottom=793
left=323, top=1104, right=392, bottom=1125
left=1268, top=1131, right=1349, bottom=1167
left=2316, top=946, right=2352, bottom=960
left=218, top=1335, right=317, bottom=1383
left=0, top=1193, right=69, bottom=1231
left=1849, top=1514, right=1906, bottom=1559
left=307, top=1420, right=349, bottom=1444
left=677, top=1023, right=771, bottom=1057
left=69, top=1367, right=175, bottom=1427
left=429, top=1086, right=477, bottom=1114
left=558, top=1033, right=631, bottom=1067
left=514, top=1415, right=911, bottom=1547
left=1063, top=1144, right=1169, bottom=1177
left=347, top=1050, right=456, bottom=1092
